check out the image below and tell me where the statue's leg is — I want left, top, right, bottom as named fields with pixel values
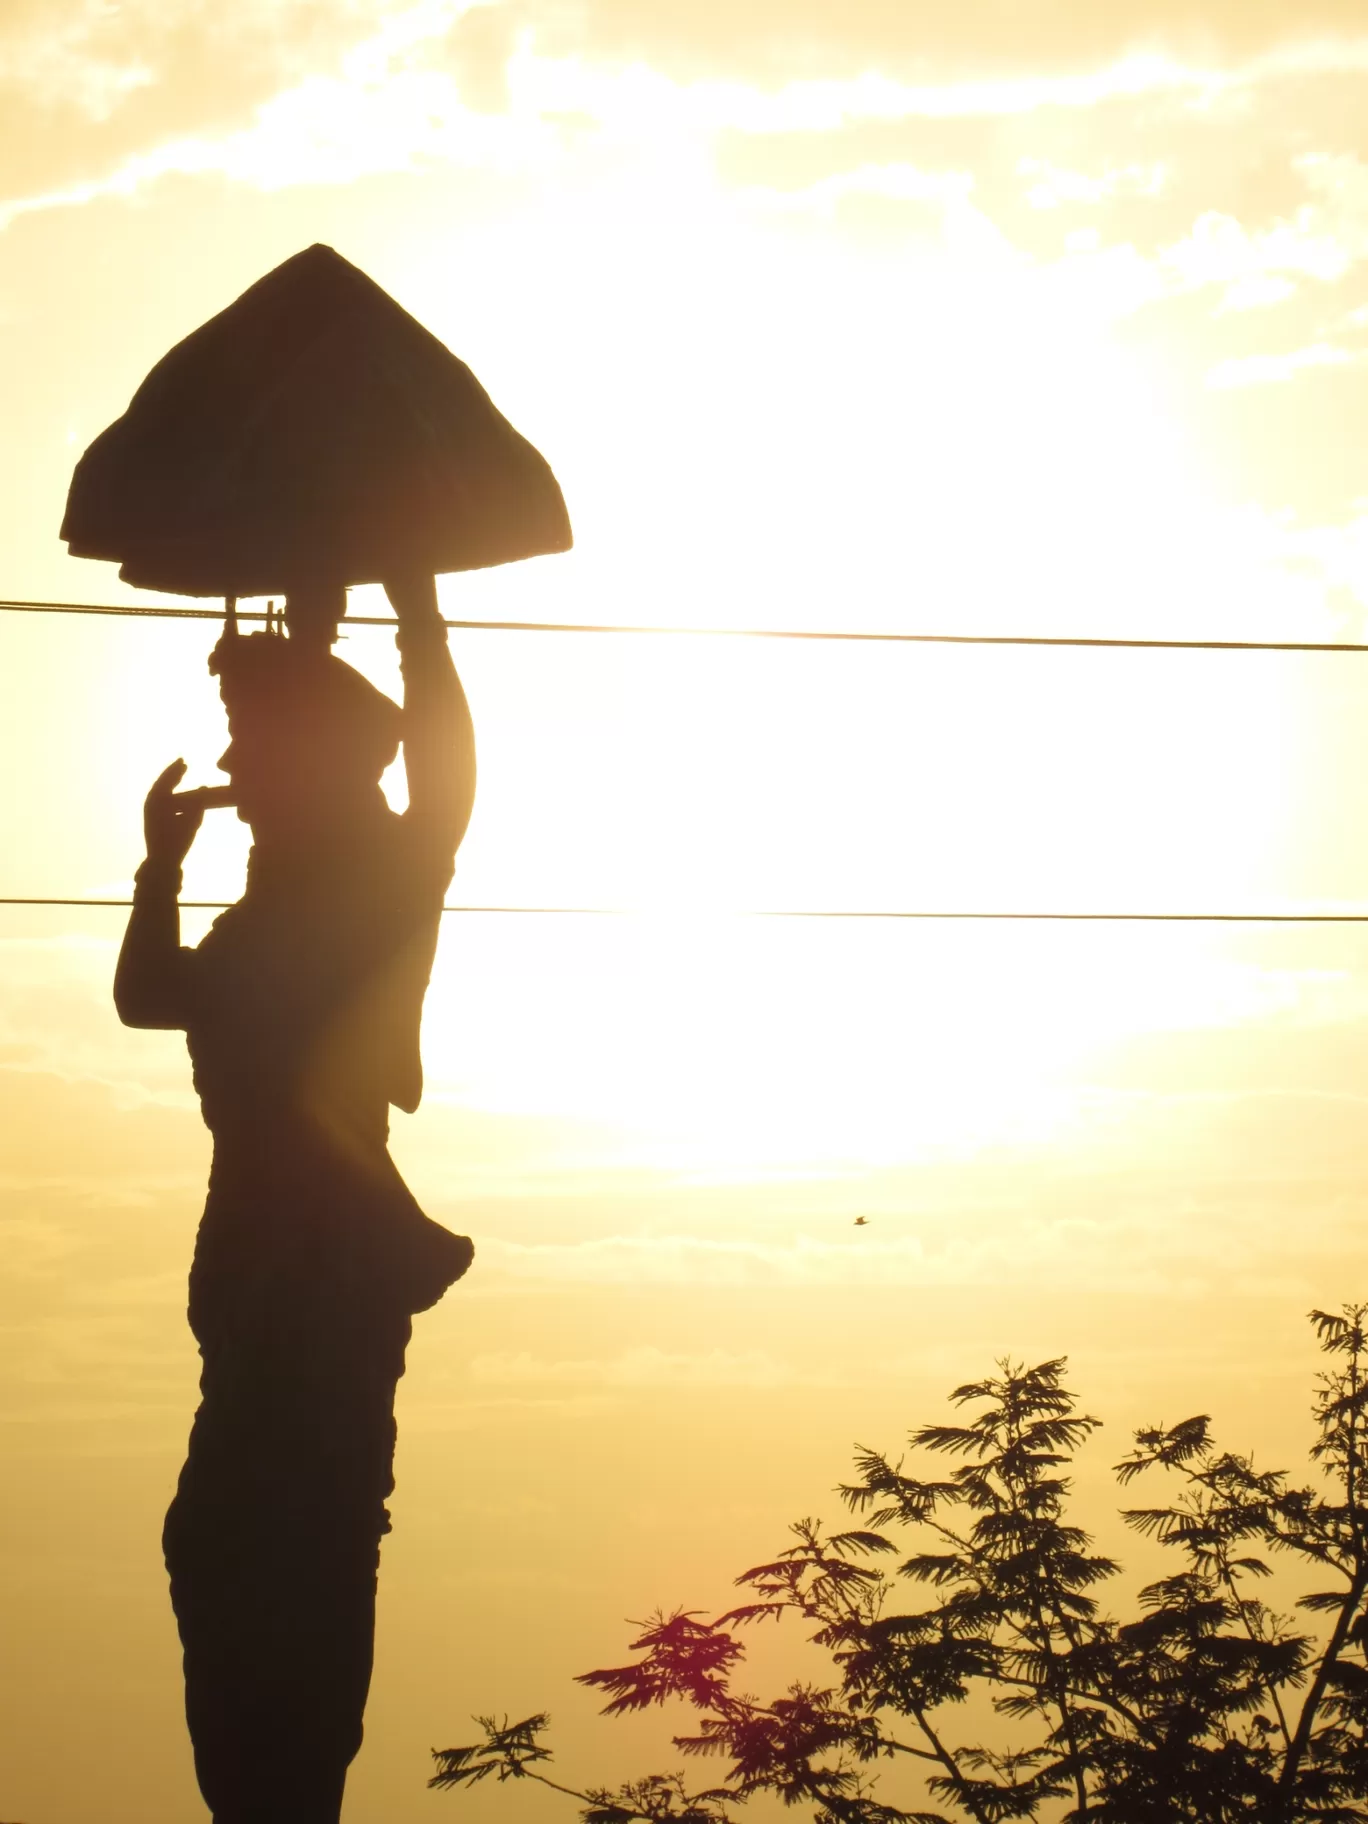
left=164, top=1297, right=412, bottom=1822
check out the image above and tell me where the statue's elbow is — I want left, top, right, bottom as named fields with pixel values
left=114, top=992, right=154, bottom=1030
left=113, top=974, right=178, bottom=1030
left=113, top=973, right=140, bottom=1027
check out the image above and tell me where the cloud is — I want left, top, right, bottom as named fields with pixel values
left=0, top=0, right=399, bottom=195
left=1205, top=341, right=1363, bottom=387
left=733, top=159, right=1004, bottom=256
left=469, top=1343, right=807, bottom=1385
left=517, top=1, right=1368, bottom=86
left=1218, top=273, right=1297, bottom=310
left=459, top=1210, right=1253, bottom=1292
left=1165, top=197, right=1359, bottom=296
left=473, top=1231, right=942, bottom=1287
left=5, top=0, right=1367, bottom=235
left=0, top=30, right=1210, bottom=230
left=1021, top=156, right=1168, bottom=209
left=0, top=0, right=552, bottom=229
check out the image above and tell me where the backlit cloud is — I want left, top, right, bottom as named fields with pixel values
left=468, top=1344, right=807, bottom=1385
left=0, top=0, right=404, bottom=196
left=520, top=0, right=1368, bottom=84
left=1205, top=341, right=1363, bottom=388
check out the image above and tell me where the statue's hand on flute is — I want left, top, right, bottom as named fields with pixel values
left=143, top=761, right=234, bottom=868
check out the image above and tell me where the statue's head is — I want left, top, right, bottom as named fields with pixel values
left=209, top=607, right=400, bottom=835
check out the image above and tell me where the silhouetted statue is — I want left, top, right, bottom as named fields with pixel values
left=114, top=573, right=475, bottom=1823
left=66, top=241, right=569, bottom=1819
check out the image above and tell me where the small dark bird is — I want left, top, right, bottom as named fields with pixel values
left=853, top=1215, right=869, bottom=1226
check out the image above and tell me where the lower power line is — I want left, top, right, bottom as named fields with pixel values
left=4, top=898, right=1368, bottom=922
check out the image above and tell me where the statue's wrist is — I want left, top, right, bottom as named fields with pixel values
left=134, top=855, right=183, bottom=894
left=395, top=610, right=447, bottom=651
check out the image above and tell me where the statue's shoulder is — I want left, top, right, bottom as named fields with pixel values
left=193, top=899, right=244, bottom=955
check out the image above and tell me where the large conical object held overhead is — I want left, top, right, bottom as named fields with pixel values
left=61, top=243, right=573, bottom=597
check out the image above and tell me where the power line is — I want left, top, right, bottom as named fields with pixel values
left=4, top=596, right=1368, bottom=655
left=8, top=594, right=1365, bottom=924
left=5, top=898, right=1368, bottom=922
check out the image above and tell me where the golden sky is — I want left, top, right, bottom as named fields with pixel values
left=6, top=2, right=1368, bottom=1819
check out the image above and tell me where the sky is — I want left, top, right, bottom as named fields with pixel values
left=6, top=1, right=1368, bottom=1818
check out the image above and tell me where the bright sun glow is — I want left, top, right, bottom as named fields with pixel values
left=94, top=199, right=1326, bottom=1177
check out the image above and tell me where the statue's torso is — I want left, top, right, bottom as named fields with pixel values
left=182, top=804, right=468, bottom=1333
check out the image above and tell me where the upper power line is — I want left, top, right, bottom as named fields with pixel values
left=4, top=597, right=1368, bottom=655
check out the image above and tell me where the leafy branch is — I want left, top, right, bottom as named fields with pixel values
left=435, top=1305, right=1368, bottom=1823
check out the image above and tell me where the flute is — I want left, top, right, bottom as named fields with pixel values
left=171, top=785, right=238, bottom=810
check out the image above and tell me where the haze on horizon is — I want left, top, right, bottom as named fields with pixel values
left=5, top=2, right=1368, bottom=1819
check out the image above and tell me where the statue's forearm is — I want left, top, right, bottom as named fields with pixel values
left=114, top=861, right=190, bottom=1029
left=397, top=606, right=476, bottom=853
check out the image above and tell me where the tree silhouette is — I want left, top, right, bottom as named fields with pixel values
left=432, top=1305, right=1368, bottom=1822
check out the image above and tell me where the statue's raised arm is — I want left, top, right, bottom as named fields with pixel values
left=386, top=572, right=476, bottom=855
